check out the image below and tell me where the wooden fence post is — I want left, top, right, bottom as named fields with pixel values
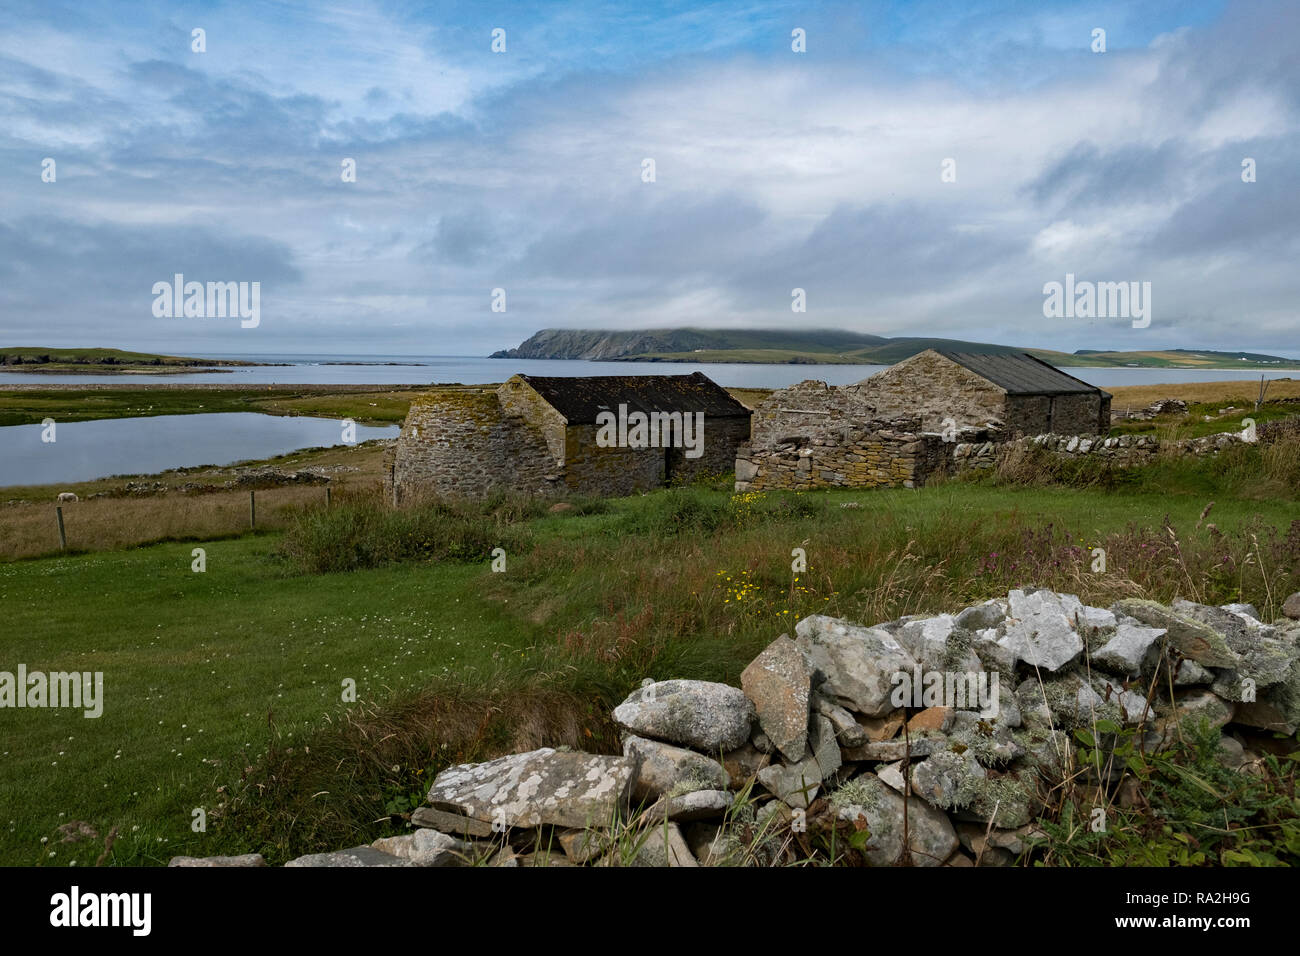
left=326, top=486, right=331, bottom=508
left=249, top=490, right=256, bottom=529
left=56, top=506, right=67, bottom=550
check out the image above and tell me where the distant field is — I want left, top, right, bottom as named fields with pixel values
left=0, top=386, right=422, bottom=427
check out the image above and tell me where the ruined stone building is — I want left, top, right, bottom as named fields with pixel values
left=386, top=372, right=752, bottom=501
left=734, top=350, right=1111, bottom=493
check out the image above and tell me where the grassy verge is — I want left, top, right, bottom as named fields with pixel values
left=2, top=463, right=1298, bottom=865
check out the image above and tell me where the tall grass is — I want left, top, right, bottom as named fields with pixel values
left=278, top=492, right=535, bottom=573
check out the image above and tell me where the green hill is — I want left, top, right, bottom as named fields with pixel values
left=490, top=329, right=1300, bottom=369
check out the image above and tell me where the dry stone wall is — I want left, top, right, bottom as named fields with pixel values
left=176, top=589, right=1300, bottom=867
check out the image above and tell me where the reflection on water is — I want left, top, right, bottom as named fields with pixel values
left=0, top=413, right=399, bottom=487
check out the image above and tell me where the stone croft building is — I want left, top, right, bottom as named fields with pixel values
left=386, top=372, right=752, bottom=501
left=734, top=350, right=1112, bottom=493
left=857, top=349, right=1111, bottom=435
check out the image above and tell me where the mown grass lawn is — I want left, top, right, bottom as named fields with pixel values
left=1, top=478, right=1297, bottom=865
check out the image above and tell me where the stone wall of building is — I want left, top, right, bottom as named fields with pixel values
left=670, top=416, right=752, bottom=483
left=497, top=377, right=568, bottom=462
left=387, top=389, right=561, bottom=502
left=735, top=419, right=947, bottom=492
left=856, top=351, right=1007, bottom=431
left=389, top=386, right=753, bottom=501
left=562, top=424, right=666, bottom=496
left=1003, top=392, right=1109, bottom=437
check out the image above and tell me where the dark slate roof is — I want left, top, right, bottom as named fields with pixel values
left=935, top=351, right=1105, bottom=396
left=515, top=372, right=751, bottom=424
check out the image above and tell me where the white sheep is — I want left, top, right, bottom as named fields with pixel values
left=57, top=492, right=78, bottom=503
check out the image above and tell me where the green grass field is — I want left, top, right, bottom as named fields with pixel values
left=2, top=466, right=1298, bottom=865
left=0, top=387, right=419, bottom=427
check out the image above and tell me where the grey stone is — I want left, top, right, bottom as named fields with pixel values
left=428, top=748, right=633, bottom=830
left=831, top=774, right=959, bottom=867
left=1216, top=735, right=1247, bottom=769
left=741, top=635, right=813, bottom=761
left=808, top=714, right=842, bottom=780
left=955, top=599, right=1008, bottom=631
left=998, top=589, right=1085, bottom=672
left=1282, top=592, right=1300, bottom=620
left=972, top=627, right=1020, bottom=677
left=897, top=614, right=982, bottom=674
left=613, top=680, right=755, bottom=752
left=1221, top=603, right=1261, bottom=622
left=813, top=695, right=868, bottom=747
left=720, top=742, right=770, bottom=789
left=1075, top=604, right=1118, bottom=632
left=1112, top=599, right=1240, bottom=668
left=168, top=854, right=265, bottom=867
left=757, top=755, right=824, bottom=809
left=372, top=828, right=470, bottom=866
left=794, top=614, right=917, bottom=717
left=1093, top=678, right=1154, bottom=724
left=877, top=760, right=908, bottom=793
left=1173, top=660, right=1215, bottom=685
left=1093, top=623, right=1166, bottom=675
left=910, top=749, right=986, bottom=810
left=557, top=828, right=610, bottom=864
left=642, top=789, right=733, bottom=824
left=285, top=846, right=412, bottom=867
left=623, top=735, right=729, bottom=803
left=1165, top=689, right=1236, bottom=730
left=411, top=805, right=495, bottom=838
left=629, top=822, right=697, bottom=867
left=841, top=735, right=945, bottom=762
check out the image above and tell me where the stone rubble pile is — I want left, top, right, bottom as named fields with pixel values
left=173, top=589, right=1300, bottom=868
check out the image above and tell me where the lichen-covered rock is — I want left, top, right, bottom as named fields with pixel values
left=371, top=828, right=470, bottom=866
left=794, top=615, right=917, bottom=717
left=720, top=742, right=770, bottom=789
left=757, top=754, right=824, bottom=809
left=997, top=589, right=1085, bottom=672
left=897, top=615, right=982, bottom=674
left=411, top=805, right=495, bottom=838
left=1169, top=601, right=1300, bottom=699
left=955, top=599, right=1008, bottom=631
left=285, top=846, right=412, bottom=867
left=910, top=749, right=986, bottom=809
left=1093, top=623, right=1166, bottom=675
left=741, top=635, right=813, bottom=761
left=1164, top=689, right=1236, bottom=731
left=642, top=789, right=734, bottom=824
left=613, top=680, right=755, bottom=753
left=1112, top=598, right=1240, bottom=668
left=831, top=774, right=959, bottom=866
left=757, top=763, right=813, bottom=809
left=623, top=735, right=729, bottom=803
left=428, top=748, right=633, bottom=830
left=813, top=695, right=868, bottom=747
left=168, top=854, right=265, bottom=867
left=627, top=822, right=697, bottom=867
left=1221, top=603, right=1261, bottom=622
left=1173, top=659, right=1215, bottom=686
left=841, top=734, right=945, bottom=762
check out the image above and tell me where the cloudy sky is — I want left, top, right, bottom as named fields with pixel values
left=2, top=0, right=1297, bottom=358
